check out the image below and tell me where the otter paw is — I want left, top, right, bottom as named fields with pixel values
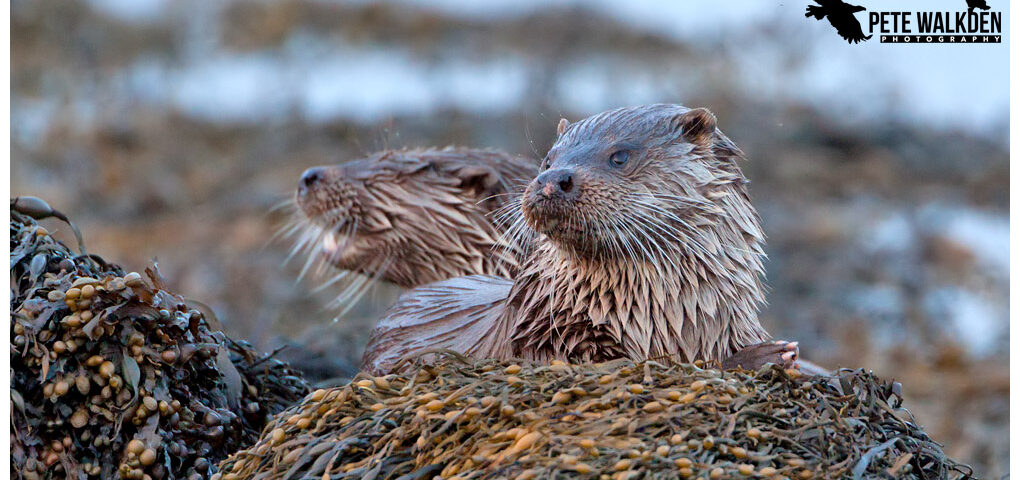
left=721, top=340, right=799, bottom=371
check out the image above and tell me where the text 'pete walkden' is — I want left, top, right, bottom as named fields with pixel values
left=869, top=10, right=1002, bottom=43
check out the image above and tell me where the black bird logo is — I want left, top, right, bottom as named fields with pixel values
left=805, top=0, right=873, bottom=44
left=966, top=0, right=991, bottom=12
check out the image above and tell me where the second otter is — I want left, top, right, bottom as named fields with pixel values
left=363, top=104, right=797, bottom=373
left=293, top=147, right=537, bottom=288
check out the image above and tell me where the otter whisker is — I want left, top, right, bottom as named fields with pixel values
left=285, top=223, right=322, bottom=266
left=490, top=197, right=524, bottom=225
left=499, top=222, right=529, bottom=261
left=608, top=197, right=695, bottom=269
left=270, top=220, right=304, bottom=252
left=314, top=270, right=351, bottom=294
left=508, top=220, right=534, bottom=259
left=602, top=213, right=633, bottom=261
left=626, top=205, right=695, bottom=246
left=278, top=214, right=310, bottom=241
left=492, top=199, right=532, bottom=260
left=296, top=229, right=329, bottom=281
left=494, top=202, right=523, bottom=222
left=611, top=215, right=660, bottom=273
left=605, top=217, right=631, bottom=260
left=332, top=257, right=392, bottom=322
left=488, top=216, right=528, bottom=276
left=624, top=196, right=712, bottom=256
left=643, top=207, right=709, bottom=253
left=329, top=268, right=370, bottom=310
left=328, top=274, right=369, bottom=321
left=625, top=195, right=700, bottom=229
left=636, top=211, right=710, bottom=260
left=477, top=191, right=525, bottom=205
left=273, top=219, right=305, bottom=243
left=497, top=220, right=526, bottom=251
left=645, top=195, right=719, bottom=217
left=643, top=192, right=713, bottom=205
left=295, top=216, right=356, bottom=282
left=338, top=217, right=360, bottom=256
left=609, top=208, right=654, bottom=261
left=642, top=224, right=684, bottom=276
left=269, top=197, right=297, bottom=214
left=620, top=214, right=676, bottom=276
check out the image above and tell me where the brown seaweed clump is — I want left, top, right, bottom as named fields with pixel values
left=220, top=352, right=972, bottom=480
left=10, top=198, right=310, bottom=480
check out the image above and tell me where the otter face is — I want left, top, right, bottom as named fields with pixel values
left=522, top=104, right=740, bottom=260
left=292, top=149, right=530, bottom=288
left=294, top=157, right=400, bottom=277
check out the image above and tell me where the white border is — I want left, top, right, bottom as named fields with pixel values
left=4, top=0, right=14, bottom=472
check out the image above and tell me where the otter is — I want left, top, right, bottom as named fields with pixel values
left=290, top=147, right=538, bottom=291
left=362, top=105, right=799, bottom=374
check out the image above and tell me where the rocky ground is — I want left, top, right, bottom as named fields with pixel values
left=11, top=0, right=1008, bottom=476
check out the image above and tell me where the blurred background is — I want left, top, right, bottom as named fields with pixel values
left=11, top=0, right=1008, bottom=476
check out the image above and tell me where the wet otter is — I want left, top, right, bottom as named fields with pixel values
left=363, top=105, right=798, bottom=373
left=290, top=147, right=537, bottom=291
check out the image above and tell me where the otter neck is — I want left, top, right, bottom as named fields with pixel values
left=501, top=194, right=769, bottom=363
left=379, top=213, right=522, bottom=288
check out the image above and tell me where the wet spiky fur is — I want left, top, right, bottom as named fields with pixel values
left=499, top=104, right=769, bottom=363
left=284, top=147, right=537, bottom=316
left=363, top=105, right=770, bottom=373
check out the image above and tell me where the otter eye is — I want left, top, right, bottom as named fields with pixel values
left=609, top=150, right=629, bottom=166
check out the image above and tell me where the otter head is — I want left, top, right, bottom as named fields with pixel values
left=522, top=104, right=750, bottom=262
left=293, top=148, right=530, bottom=288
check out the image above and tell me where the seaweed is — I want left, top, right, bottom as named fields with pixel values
left=220, top=352, right=973, bottom=479
left=10, top=198, right=310, bottom=480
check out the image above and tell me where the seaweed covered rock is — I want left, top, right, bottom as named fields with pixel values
left=221, top=353, right=971, bottom=480
left=10, top=198, right=310, bottom=480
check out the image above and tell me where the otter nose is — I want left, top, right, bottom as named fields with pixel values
left=299, top=167, right=326, bottom=193
left=535, top=168, right=574, bottom=197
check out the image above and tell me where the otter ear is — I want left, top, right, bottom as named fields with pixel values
left=454, top=165, right=501, bottom=198
left=557, top=118, right=570, bottom=137
left=674, top=107, right=717, bottom=146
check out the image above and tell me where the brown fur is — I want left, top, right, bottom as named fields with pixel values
left=291, top=147, right=537, bottom=289
left=363, top=105, right=772, bottom=373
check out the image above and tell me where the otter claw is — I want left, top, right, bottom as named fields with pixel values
left=721, top=340, right=801, bottom=371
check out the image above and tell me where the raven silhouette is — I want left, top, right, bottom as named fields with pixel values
left=805, top=0, right=873, bottom=43
left=966, top=0, right=991, bottom=12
